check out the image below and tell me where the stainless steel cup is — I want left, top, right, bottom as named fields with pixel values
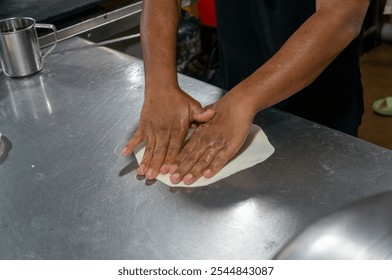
left=0, top=17, right=58, bottom=78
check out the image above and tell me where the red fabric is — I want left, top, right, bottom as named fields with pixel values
left=197, top=0, right=217, bottom=27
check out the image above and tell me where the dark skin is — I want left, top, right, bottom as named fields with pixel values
left=122, top=0, right=215, bottom=180
left=123, top=0, right=370, bottom=185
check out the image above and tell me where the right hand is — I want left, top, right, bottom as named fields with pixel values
left=122, top=85, right=215, bottom=180
left=168, top=92, right=254, bottom=185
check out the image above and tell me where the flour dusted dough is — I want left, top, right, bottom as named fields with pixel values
left=134, top=124, right=275, bottom=187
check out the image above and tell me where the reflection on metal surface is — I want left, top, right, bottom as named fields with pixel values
left=275, top=192, right=392, bottom=260
left=126, top=66, right=144, bottom=85
left=6, top=75, right=53, bottom=120
left=231, top=199, right=259, bottom=223
left=182, top=0, right=198, bottom=6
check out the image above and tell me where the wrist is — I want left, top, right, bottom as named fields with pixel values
left=145, top=73, right=178, bottom=89
left=224, top=87, right=260, bottom=119
left=144, top=72, right=180, bottom=94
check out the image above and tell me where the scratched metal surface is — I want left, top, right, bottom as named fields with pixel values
left=0, top=37, right=392, bottom=260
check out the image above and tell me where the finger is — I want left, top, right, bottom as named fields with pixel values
left=122, top=131, right=143, bottom=156
left=168, top=124, right=210, bottom=175
left=169, top=141, right=208, bottom=184
left=145, top=135, right=170, bottom=180
left=168, top=136, right=197, bottom=175
left=160, top=138, right=183, bottom=174
left=192, top=108, right=215, bottom=123
left=138, top=136, right=156, bottom=176
left=203, top=149, right=234, bottom=179
left=182, top=147, right=221, bottom=185
left=160, top=128, right=188, bottom=174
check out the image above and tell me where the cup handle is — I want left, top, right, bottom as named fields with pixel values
left=35, top=23, right=58, bottom=61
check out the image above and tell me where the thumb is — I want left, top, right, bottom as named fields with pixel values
left=192, top=107, right=216, bottom=123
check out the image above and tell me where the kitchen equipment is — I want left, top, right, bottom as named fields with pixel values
left=51, top=33, right=140, bottom=55
left=0, top=17, right=57, bottom=78
left=275, top=192, right=392, bottom=259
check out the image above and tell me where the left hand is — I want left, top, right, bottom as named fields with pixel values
left=122, top=87, right=214, bottom=180
left=168, top=94, right=255, bottom=185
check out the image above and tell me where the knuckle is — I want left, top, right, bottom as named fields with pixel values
left=210, top=137, right=225, bottom=149
left=185, top=155, right=196, bottom=165
left=170, top=127, right=186, bottom=137
left=153, top=146, right=166, bottom=156
left=193, top=161, right=209, bottom=173
left=167, top=145, right=181, bottom=154
left=196, top=159, right=210, bottom=168
left=156, top=126, right=169, bottom=135
left=210, top=157, right=226, bottom=170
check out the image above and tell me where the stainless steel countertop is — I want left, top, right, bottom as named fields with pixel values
left=1, top=37, right=392, bottom=260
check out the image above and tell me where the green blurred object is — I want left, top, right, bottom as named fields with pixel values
left=373, top=96, right=392, bottom=116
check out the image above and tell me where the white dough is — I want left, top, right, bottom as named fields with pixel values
left=134, top=124, right=275, bottom=187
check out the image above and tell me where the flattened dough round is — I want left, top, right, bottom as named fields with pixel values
left=134, top=124, right=275, bottom=187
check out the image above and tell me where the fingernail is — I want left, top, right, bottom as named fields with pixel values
left=146, top=168, right=155, bottom=179
left=183, top=174, right=194, bottom=184
left=171, top=173, right=180, bottom=184
left=122, top=148, right=129, bottom=156
left=169, top=164, right=178, bottom=175
left=137, top=164, right=146, bottom=175
left=204, top=169, right=212, bottom=178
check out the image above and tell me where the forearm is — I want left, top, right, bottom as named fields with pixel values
left=141, top=0, right=181, bottom=90
left=229, top=0, right=369, bottom=115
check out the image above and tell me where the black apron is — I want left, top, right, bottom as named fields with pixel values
left=214, top=0, right=364, bottom=135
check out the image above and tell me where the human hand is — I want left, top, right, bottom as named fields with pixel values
left=122, top=86, right=215, bottom=180
left=168, top=94, right=255, bottom=185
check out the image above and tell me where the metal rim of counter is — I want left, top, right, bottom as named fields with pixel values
left=38, top=0, right=197, bottom=48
